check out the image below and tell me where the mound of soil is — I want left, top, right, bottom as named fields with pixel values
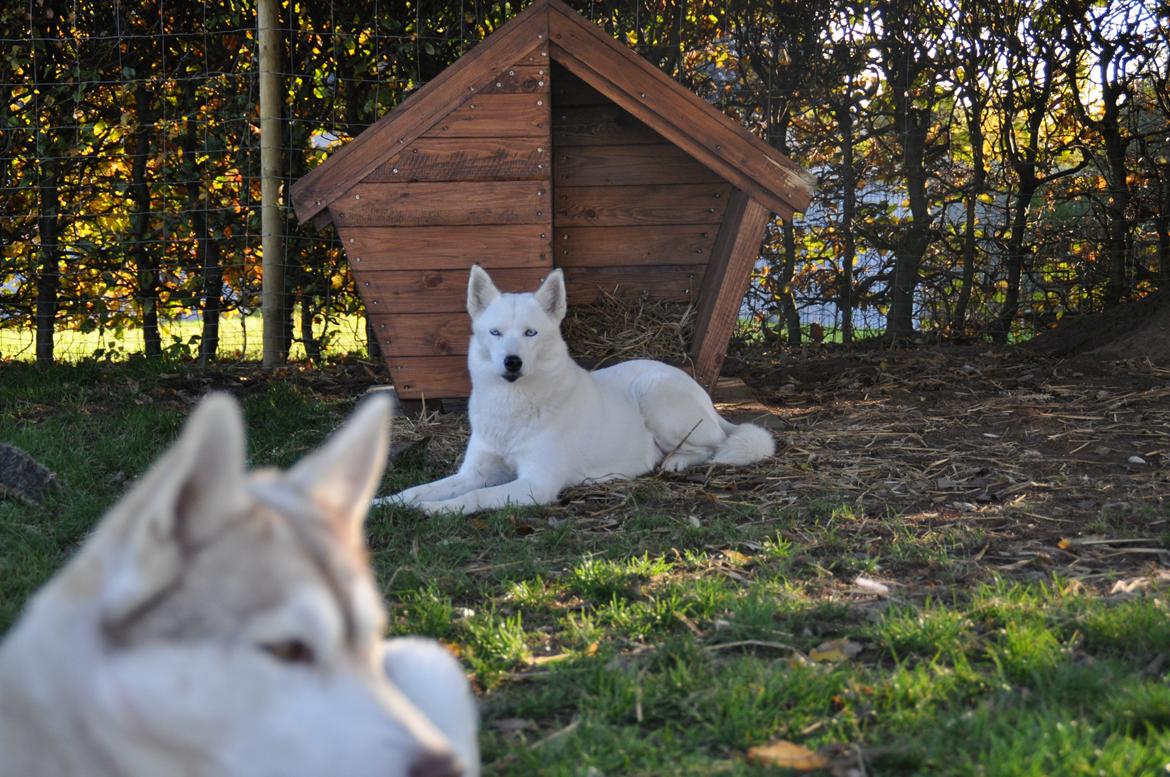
left=1027, top=289, right=1170, bottom=364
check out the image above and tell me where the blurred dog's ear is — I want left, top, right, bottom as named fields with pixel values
left=99, top=393, right=247, bottom=624
left=287, top=394, right=392, bottom=545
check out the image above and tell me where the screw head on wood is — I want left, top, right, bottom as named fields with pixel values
left=392, top=167, right=399, bottom=174
left=363, top=281, right=369, bottom=286
left=354, top=194, right=361, bottom=199
left=538, top=80, right=545, bottom=87
left=537, top=99, right=543, bottom=106
left=537, top=147, right=544, bottom=153
left=496, top=82, right=503, bottom=87
left=540, top=233, right=546, bottom=238
left=355, top=257, right=362, bottom=262
left=508, top=70, right=515, bottom=76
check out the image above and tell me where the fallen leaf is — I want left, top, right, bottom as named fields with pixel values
left=1128, top=455, right=1147, bottom=465
left=529, top=653, right=572, bottom=666
left=746, top=740, right=829, bottom=771
left=722, top=549, right=751, bottom=566
left=1057, top=538, right=1071, bottom=550
left=810, top=638, right=863, bottom=663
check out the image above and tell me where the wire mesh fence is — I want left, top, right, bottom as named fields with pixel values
left=2, top=0, right=1166, bottom=363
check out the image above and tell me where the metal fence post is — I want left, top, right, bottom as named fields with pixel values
left=258, top=0, right=285, bottom=367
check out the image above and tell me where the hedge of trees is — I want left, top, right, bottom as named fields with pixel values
left=2, top=0, right=1167, bottom=362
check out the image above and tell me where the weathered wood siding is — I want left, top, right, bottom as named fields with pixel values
left=330, top=47, right=554, bottom=398
left=550, top=65, right=725, bottom=309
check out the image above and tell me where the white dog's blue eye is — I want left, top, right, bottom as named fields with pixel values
left=489, top=329, right=502, bottom=337
left=524, top=329, right=538, bottom=337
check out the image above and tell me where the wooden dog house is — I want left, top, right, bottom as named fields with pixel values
left=291, top=0, right=813, bottom=400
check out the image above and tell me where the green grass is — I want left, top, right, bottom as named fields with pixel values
left=0, top=312, right=368, bottom=362
left=3, top=362, right=1170, bottom=775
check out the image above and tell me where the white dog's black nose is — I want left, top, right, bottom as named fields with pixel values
left=503, top=355, right=522, bottom=374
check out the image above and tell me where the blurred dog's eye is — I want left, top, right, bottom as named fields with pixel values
left=524, top=329, right=538, bottom=337
left=489, top=329, right=502, bottom=337
left=260, top=639, right=316, bottom=665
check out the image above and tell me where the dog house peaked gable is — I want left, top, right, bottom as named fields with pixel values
left=292, top=0, right=813, bottom=400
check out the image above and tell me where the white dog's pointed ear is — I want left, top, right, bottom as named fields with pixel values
left=287, top=394, right=392, bottom=542
left=467, top=264, right=500, bottom=318
left=535, top=268, right=567, bottom=322
left=99, top=392, right=248, bottom=621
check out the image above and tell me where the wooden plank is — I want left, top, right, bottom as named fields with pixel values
left=355, top=264, right=699, bottom=313
left=366, top=137, right=548, bottom=182
left=552, top=104, right=664, bottom=146
left=329, top=181, right=549, bottom=227
left=689, top=189, right=773, bottom=389
left=564, top=265, right=702, bottom=303
left=480, top=64, right=550, bottom=93
left=422, top=93, right=548, bottom=138
left=339, top=225, right=551, bottom=270
left=554, top=183, right=730, bottom=227
left=386, top=355, right=470, bottom=399
left=291, top=6, right=549, bottom=223
left=555, top=143, right=722, bottom=186
left=370, top=312, right=471, bottom=357
left=554, top=225, right=715, bottom=267
left=355, top=267, right=553, bottom=313
left=547, top=3, right=810, bottom=217
left=551, top=62, right=608, bottom=105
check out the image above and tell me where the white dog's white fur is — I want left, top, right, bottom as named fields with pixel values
left=0, top=393, right=478, bottom=777
left=378, top=265, right=774, bottom=515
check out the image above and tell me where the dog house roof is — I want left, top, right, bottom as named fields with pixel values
left=291, top=0, right=813, bottom=226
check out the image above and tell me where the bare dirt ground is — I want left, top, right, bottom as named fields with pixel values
left=717, top=343, right=1170, bottom=591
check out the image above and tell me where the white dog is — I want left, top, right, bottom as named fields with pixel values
left=0, top=393, right=478, bottom=777
left=378, top=265, right=775, bottom=515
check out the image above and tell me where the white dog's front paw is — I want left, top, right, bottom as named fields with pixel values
left=393, top=485, right=430, bottom=506
left=419, top=499, right=469, bottom=516
left=371, top=489, right=422, bottom=509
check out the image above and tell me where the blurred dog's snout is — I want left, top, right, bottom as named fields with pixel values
left=408, top=749, right=463, bottom=777
left=503, top=355, right=522, bottom=373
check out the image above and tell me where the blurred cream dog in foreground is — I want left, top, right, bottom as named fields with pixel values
left=378, top=265, right=775, bottom=515
left=0, top=394, right=478, bottom=777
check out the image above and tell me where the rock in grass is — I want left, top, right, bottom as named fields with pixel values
left=0, top=444, right=60, bottom=505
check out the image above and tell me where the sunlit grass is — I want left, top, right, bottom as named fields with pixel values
left=0, top=312, right=368, bottom=362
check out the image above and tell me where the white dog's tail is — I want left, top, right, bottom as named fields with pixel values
left=712, top=419, right=776, bottom=465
